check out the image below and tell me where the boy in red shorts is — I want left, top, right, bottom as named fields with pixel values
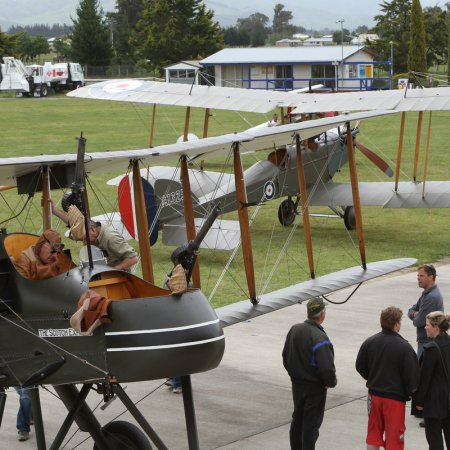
left=356, top=306, right=419, bottom=449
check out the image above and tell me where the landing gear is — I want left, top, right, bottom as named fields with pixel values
left=278, top=197, right=297, bottom=226
left=45, top=377, right=200, bottom=450
left=93, top=421, right=152, bottom=450
left=40, top=84, right=48, bottom=97
left=343, top=206, right=356, bottom=230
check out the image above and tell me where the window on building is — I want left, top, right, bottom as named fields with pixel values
left=251, top=65, right=261, bottom=76
left=311, top=64, right=324, bottom=79
left=312, top=64, right=337, bottom=89
left=274, top=65, right=293, bottom=90
left=348, top=64, right=357, bottom=78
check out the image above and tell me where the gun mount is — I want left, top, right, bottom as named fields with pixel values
left=170, top=203, right=221, bottom=282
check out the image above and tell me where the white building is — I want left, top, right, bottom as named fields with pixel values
left=164, top=60, right=202, bottom=84
left=200, top=46, right=389, bottom=91
left=351, top=34, right=379, bottom=46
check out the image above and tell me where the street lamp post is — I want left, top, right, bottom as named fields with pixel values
left=336, top=19, right=344, bottom=90
left=389, top=41, right=394, bottom=89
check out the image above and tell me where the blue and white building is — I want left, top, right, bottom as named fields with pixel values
left=200, top=46, right=390, bottom=91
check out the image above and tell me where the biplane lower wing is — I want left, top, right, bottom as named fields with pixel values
left=216, top=258, right=416, bottom=328
left=308, top=181, right=450, bottom=208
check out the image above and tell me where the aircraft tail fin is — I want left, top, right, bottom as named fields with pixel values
left=154, top=179, right=200, bottom=218
left=118, top=175, right=159, bottom=245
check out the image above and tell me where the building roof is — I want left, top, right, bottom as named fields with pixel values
left=164, top=60, right=202, bottom=70
left=304, top=37, right=333, bottom=43
left=201, top=46, right=370, bottom=65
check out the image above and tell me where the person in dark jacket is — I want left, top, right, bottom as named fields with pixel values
left=408, top=264, right=444, bottom=358
left=356, top=306, right=419, bottom=450
left=282, top=297, right=337, bottom=450
left=415, top=311, right=450, bottom=450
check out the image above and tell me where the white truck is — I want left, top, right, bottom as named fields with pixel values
left=0, top=57, right=85, bottom=97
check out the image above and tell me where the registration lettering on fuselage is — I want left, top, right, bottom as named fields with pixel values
left=161, top=190, right=183, bottom=207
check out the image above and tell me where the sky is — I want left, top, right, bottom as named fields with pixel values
left=0, top=0, right=446, bottom=31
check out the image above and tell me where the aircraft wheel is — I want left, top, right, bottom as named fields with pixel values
left=40, top=84, right=48, bottom=97
left=278, top=198, right=296, bottom=226
left=343, top=206, right=356, bottom=230
left=93, top=420, right=152, bottom=450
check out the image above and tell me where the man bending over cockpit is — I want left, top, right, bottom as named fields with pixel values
left=50, top=200, right=138, bottom=271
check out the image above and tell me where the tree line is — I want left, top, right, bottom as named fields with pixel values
left=0, top=0, right=449, bottom=79
left=7, top=24, right=73, bottom=38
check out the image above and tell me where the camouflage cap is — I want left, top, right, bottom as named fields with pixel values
left=307, top=297, right=327, bottom=316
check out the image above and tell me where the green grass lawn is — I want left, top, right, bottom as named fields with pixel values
left=0, top=96, right=449, bottom=307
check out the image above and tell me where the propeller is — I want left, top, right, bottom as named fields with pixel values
left=354, top=139, right=394, bottom=177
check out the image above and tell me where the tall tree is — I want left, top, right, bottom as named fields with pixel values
left=0, top=27, right=22, bottom=59
left=71, top=0, right=113, bottom=66
left=18, top=34, right=50, bottom=61
left=132, top=0, right=223, bottom=72
left=53, top=38, right=72, bottom=61
left=332, top=28, right=352, bottom=44
left=354, top=25, right=369, bottom=35
left=237, top=13, right=270, bottom=46
left=423, top=6, right=448, bottom=68
left=448, top=3, right=450, bottom=80
left=371, top=0, right=412, bottom=74
left=113, top=0, right=144, bottom=63
left=272, top=4, right=293, bottom=34
left=408, top=0, right=427, bottom=74
left=223, top=26, right=251, bottom=47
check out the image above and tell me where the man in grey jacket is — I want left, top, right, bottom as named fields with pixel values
left=408, top=264, right=444, bottom=358
left=283, top=298, right=337, bottom=450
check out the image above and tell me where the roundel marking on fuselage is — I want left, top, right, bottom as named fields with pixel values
left=263, top=180, right=276, bottom=200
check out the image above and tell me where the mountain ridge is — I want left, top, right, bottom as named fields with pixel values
left=0, top=0, right=440, bottom=33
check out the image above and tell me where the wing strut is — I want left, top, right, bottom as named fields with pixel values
left=295, top=134, right=315, bottom=279
left=233, top=142, right=257, bottom=303
left=203, top=108, right=210, bottom=138
left=149, top=104, right=156, bottom=148
left=183, top=107, right=191, bottom=142
left=423, top=111, right=432, bottom=198
left=132, top=159, right=154, bottom=283
left=413, top=111, right=423, bottom=182
left=346, top=123, right=366, bottom=269
left=180, top=155, right=201, bottom=288
left=199, top=108, right=210, bottom=170
left=42, top=166, right=51, bottom=230
left=394, top=112, right=406, bottom=191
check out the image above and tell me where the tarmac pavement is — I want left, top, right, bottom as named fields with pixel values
left=2, top=261, right=449, bottom=449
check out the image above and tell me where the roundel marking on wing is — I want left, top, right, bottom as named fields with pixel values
left=103, top=79, right=156, bottom=94
left=118, top=176, right=158, bottom=245
left=263, top=181, right=276, bottom=200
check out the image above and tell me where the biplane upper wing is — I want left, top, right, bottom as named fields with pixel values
left=67, top=79, right=312, bottom=113
left=291, top=86, right=450, bottom=113
left=216, top=258, right=416, bottom=327
left=308, top=181, right=450, bottom=208
left=0, top=110, right=396, bottom=187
